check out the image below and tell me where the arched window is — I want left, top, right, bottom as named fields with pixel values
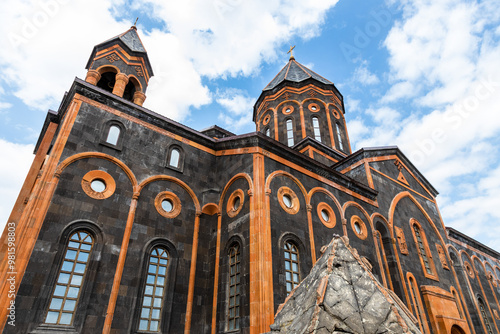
left=265, top=128, right=270, bottom=137
left=101, top=121, right=125, bottom=150
left=44, top=231, right=93, bottom=325
left=106, top=125, right=121, bottom=146
left=286, top=119, right=294, bottom=147
left=284, top=241, right=300, bottom=294
left=410, top=219, right=437, bottom=279
left=166, top=146, right=184, bottom=172
left=312, top=117, right=321, bottom=142
left=227, top=244, right=241, bottom=330
left=408, top=275, right=426, bottom=333
left=96, top=71, right=116, bottom=93
left=169, top=149, right=180, bottom=168
left=138, top=247, right=170, bottom=332
left=478, top=297, right=494, bottom=334
left=336, top=123, right=344, bottom=151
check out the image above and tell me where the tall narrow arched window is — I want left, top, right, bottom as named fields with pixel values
left=408, top=275, right=426, bottom=333
left=138, top=247, right=169, bottom=332
left=286, top=119, right=294, bottom=147
left=410, top=219, right=437, bottom=279
left=106, top=125, right=121, bottom=146
left=284, top=241, right=300, bottom=294
left=265, top=128, right=270, bottom=137
left=45, top=231, right=93, bottom=326
left=312, top=117, right=321, bottom=142
left=227, top=244, right=241, bottom=330
left=336, top=123, right=344, bottom=150
left=478, top=297, right=494, bottom=334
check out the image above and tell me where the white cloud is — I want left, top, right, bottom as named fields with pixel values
left=216, top=88, right=255, bottom=132
left=0, top=139, right=34, bottom=234
left=0, top=0, right=340, bottom=122
left=359, top=0, right=500, bottom=248
left=353, top=63, right=380, bottom=85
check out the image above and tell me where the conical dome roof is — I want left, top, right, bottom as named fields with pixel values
left=264, top=58, right=333, bottom=91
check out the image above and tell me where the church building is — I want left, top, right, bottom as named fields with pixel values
left=1, top=26, right=500, bottom=334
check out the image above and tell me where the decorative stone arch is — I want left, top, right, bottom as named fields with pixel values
left=484, top=262, right=496, bottom=280
left=138, top=175, right=200, bottom=212
left=451, top=325, right=466, bottom=334
left=406, top=272, right=430, bottom=333
left=127, top=74, right=143, bottom=93
left=389, top=191, right=449, bottom=254
left=265, top=170, right=308, bottom=203
left=301, top=97, right=327, bottom=111
left=307, top=187, right=343, bottom=217
left=218, top=173, right=253, bottom=211
left=257, top=108, right=274, bottom=128
left=342, top=200, right=374, bottom=233
left=94, top=65, right=120, bottom=93
left=56, top=151, right=138, bottom=191
left=472, top=255, right=487, bottom=277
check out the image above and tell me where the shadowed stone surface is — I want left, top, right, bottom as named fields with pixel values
left=266, top=236, right=422, bottom=334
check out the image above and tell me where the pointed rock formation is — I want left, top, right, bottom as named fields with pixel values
left=267, top=236, right=421, bottom=334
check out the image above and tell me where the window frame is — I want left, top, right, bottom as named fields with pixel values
left=165, top=145, right=184, bottom=172
left=226, top=243, right=241, bottom=331
left=132, top=239, right=178, bottom=334
left=410, top=219, right=438, bottom=281
left=285, top=118, right=295, bottom=147
left=33, top=222, right=102, bottom=334
left=478, top=296, right=494, bottom=334
left=311, top=116, right=321, bottom=142
left=100, top=120, right=125, bottom=151
left=335, top=122, right=344, bottom=151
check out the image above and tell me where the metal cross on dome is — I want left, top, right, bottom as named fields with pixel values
left=287, top=45, right=295, bottom=60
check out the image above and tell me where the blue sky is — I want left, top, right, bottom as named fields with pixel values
left=1, top=0, right=500, bottom=250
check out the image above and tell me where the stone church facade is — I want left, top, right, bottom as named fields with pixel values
left=1, top=26, right=500, bottom=334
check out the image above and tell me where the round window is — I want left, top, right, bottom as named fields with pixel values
left=227, top=189, right=245, bottom=218
left=161, top=199, right=173, bottom=212
left=90, top=179, right=106, bottom=193
left=321, top=209, right=329, bottom=222
left=82, top=170, right=116, bottom=200
left=233, top=196, right=241, bottom=210
left=350, top=215, right=367, bottom=240
left=354, top=222, right=362, bottom=234
left=282, top=105, right=294, bottom=115
left=282, top=194, right=293, bottom=208
left=155, top=191, right=182, bottom=218
left=277, top=187, right=300, bottom=214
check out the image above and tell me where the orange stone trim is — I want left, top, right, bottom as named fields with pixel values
left=154, top=191, right=182, bottom=218
left=212, top=173, right=253, bottom=334
left=103, top=194, right=139, bottom=333
left=85, top=69, right=101, bottom=85
left=81, top=170, right=116, bottom=200
left=407, top=272, right=431, bottom=333
left=0, top=98, right=83, bottom=331
left=112, top=72, right=129, bottom=97
left=350, top=215, right=368, bottom=240
left=202, top=203, right=219, bottom=216
left=227, top=189, right=244, bottom=218
left=133, top=91, right=146, bottom=106
left=317, top=202, right=336, bottom=228
left=410, top=218, right=439, bottom=281
left=277, top=186, right=300, bottom=215
left=250, top=153, right=274, bottom=333
left=93, top=45, right=151, bottom=82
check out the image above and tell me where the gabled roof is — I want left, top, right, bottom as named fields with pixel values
left=263, top=58, right=334, bottom=91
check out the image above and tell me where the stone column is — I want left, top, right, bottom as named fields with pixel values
left=112, top=73, right=129, bottom=97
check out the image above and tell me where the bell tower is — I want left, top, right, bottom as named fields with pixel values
left=84, top=25, right=154, bottom=106
left=254, top=52, right=351, bottom=163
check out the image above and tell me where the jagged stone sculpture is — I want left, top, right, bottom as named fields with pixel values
left=266, top=236, right=422, bottom=334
